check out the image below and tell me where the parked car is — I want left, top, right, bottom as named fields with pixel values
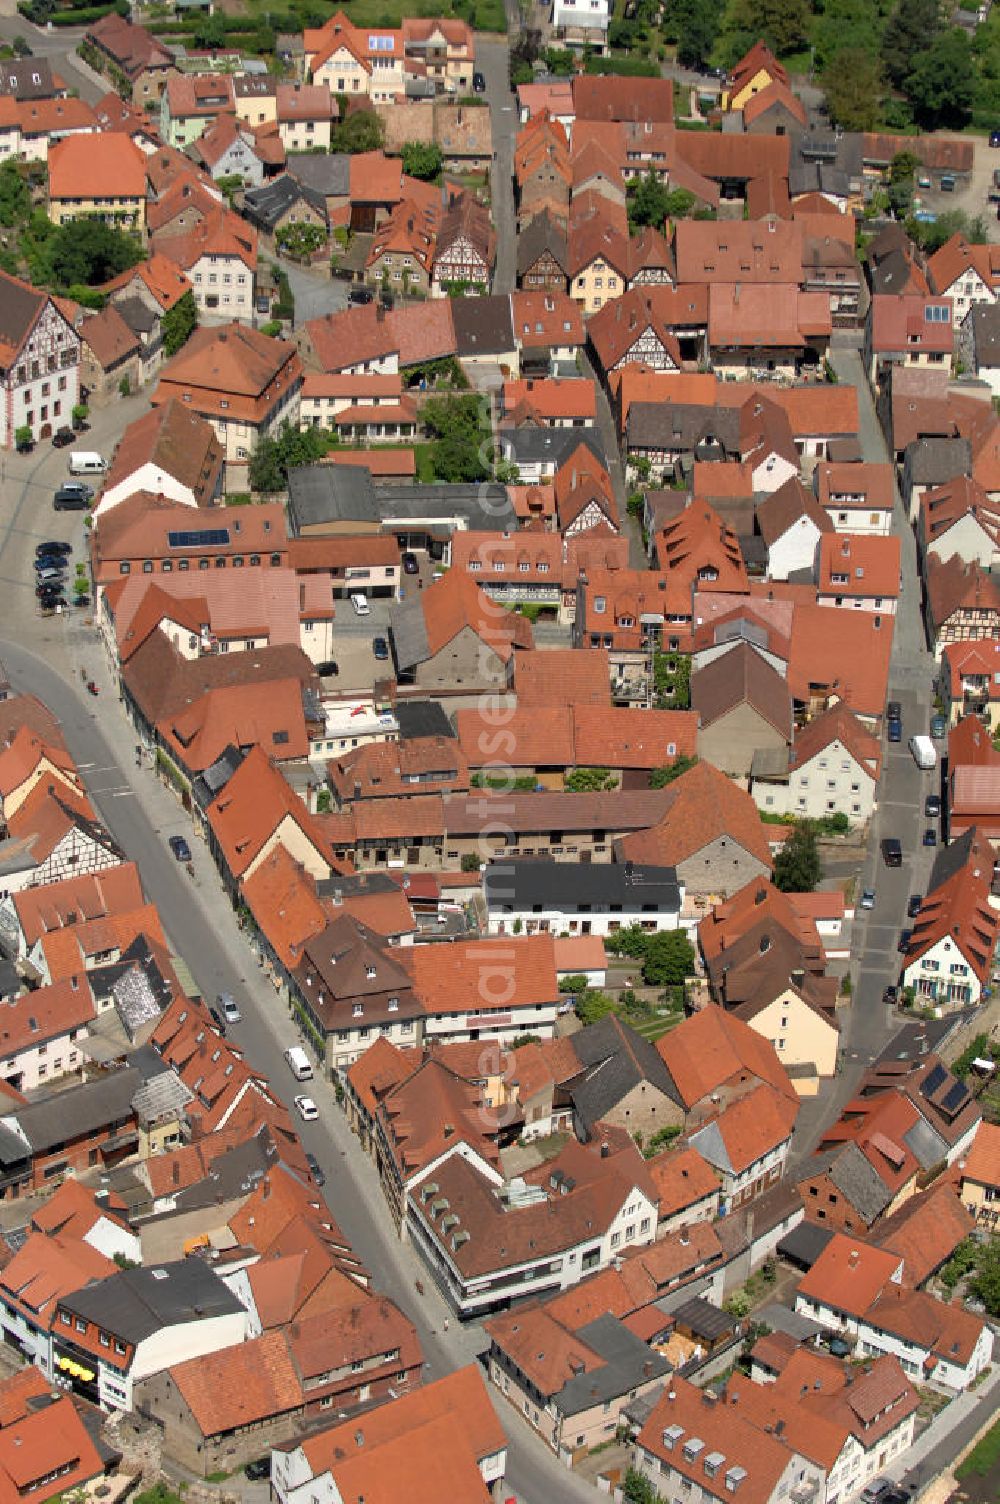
left=38, top=593, right=66, bottom=610
left=991, top=128, right=1000, bottom=146
left=473, top=69, right=486, bottom=91
left=53, top=487, right=89, bottom=511
left=882, top=837, right=902, bottom=867
left=925, top=793, right=941, bottom=818
left=907, top=894, right=922, bottom=918
left=372, top=635, right=389, bottom=660
left=886, top=700, right=902, bottom=721
left=36, top=540, right=72, bottom=557
left=402, top=550, right=419, bottom=575
left=167, top=834, right=192, bottom=862
left=218, top=992, right=241, bottom=1025
left=351, top=592, right=371, bottom=616
left=923, top=827, right=938, bottom=846
left=930, top=712, right=947, bottom=737
left=294, top=1094, right=319, bottom=1122
left=244, top=1460, right=270, bottom=1482
left=348, top=287, right=373, bottom=305
left=887, top=719, right=902, bottom=743
left=882, top=985, right=898, bottom=1005
left=51, top=426, right=75, bottom=448
left=316, top=659, right=339, bottom=676
left=940, top=174, right=956, bottom=192
left=898, top=929, right=912, bottom=953
left=860, top=888, right=876, bottom=910
left=35, top=567, right=65, bottom=586
left=860, top=1480, right=893, bottom=1504
left=304, top=1151, right=325, bottom=1187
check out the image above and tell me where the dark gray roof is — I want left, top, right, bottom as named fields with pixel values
left=556, top=1314, right=671, bottom=1414
left=287, top=463, right=378, bottom=532
left=61, top=1258, right=243, bottom=1341
left=317, top=870, right=403, bottom=901
left=498, top=425, right=605, bottom=468
left=173, top=1124, right=280, bottom=1211
left=451, top=295, right=515, bottom=358
left=673, top=1296, right=739, bottom=1341
left=0, top=272, right=47, bottom=366
left=286, top=152, right=350, bottom=198
left=971, top=304, right=1000, bottom=368
left=377, top=482, right=515, bottom=525
left=870, top=249, right=920, bottom=297
left=874, top=1013, right=966, bottom=1066
left=192, top=744, right=244, bottom=810
left=389, top=594, right=430, bottom=673
left=904, top=436, right=972, bottom=486
left=788, top=163, right=850, bottom=199
left=796, top=1141, right=892, bottom=1225
left=570, top=1014, right=682, bottom=1134
left=484, top=859, right=681, bottom=914
left=795, top=132, right=864, bottom=180
left=396, top=699, right=454, bottom=740
left=242, top=174, right=328, bottom=233
left=901, top=1114, right=948, bottom=1169
left=115, top=295, right=158, bottom=338
left=11, top=1066, right=140, bottom=1157
left=755, top=1301, right=823, bottom=1340
left=777, top=1218, right=835, bottom=1268
left=516, top=208, right=567, bottom=277
left=626, top=401, right=741, bottom=457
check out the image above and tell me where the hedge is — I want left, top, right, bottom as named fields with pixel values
left=585, top=54, right=659, bottom=76
left=19, top=1, right=126, bottom=20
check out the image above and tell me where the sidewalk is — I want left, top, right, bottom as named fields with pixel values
left=893, top=1364, right=1000, bottom=1493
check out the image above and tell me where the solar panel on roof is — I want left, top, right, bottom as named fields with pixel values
left=167, top=528, right=230, bottom=549
left=921, top=1062, right=946, bottom=1098
left=942, top=1080, right=969, bottom=1111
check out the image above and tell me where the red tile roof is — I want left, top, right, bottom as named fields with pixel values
left=658, top=1003, right=797, bottom=1109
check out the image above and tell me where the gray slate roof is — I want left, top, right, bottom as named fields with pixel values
left=7, top=1066, right=140, bottom=1158
left=796, top=1141, right=892, bottom=1225
left=570, top=1014, right=682, bottom=1135
left=626, top=401, right=741, bottom=456
left=905, top=436, right=973, bottom=486
left=452, top=295, right=515, bottom=358
left=61, top=1258, right=243, bottom=1342
left=498, top=425, right=605, bottom=468
left=389, top=594, right=430, bottom=673
left=556, top=1314, right=671, bottom=1414
left=286, top=152, right=350, bottom=198
left=242, top=173, right=328, bottom=232
left=484, top=859, right=681, bottom=914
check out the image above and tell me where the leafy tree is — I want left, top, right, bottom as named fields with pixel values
left=0, top=160, right=29, bottom=228
left=44, top=219, right=141, bottom=288
left=623, top=1467, right=659, bottom=1504
left=905, top=28, right=976, bottom=128
left=276, top=222, right=326, bottom=257
left=423, top=393, right=490, bottom=483
left=565, top=767, right=616, bottom=791
left=649, top=754, right=699, bottom=788
left=603, top=924, right=649, bottom=960
left=668, top=0, right=719, bottom=67
left=559, top=974, right=589, bottom=994
left=725, top=0, right=810, bottom=57
left=887, top=149, right=919, bottom=217
left=576, top=988, right=617, bottom=1026
left=333, top=108, right=384, bottom=155
left=822, top=48, right=886, bottom=131
left=642, top=929, right=695, bottom=987
left=774, top=824, right=822, bottom=893
left=192, top=11, right=227, bottom=47
left=970, top=1237, right=1000, bottom=1315
left=162, top=290, right=197, bottom=357
left=881, top=0, right=942, bottom=85
left=249, top=420, right=335, bottom=492
left=401, top=141, right=443, bottom=181
left=907, top=207, right=989, bottom=253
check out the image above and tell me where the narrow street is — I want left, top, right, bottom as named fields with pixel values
left=480, top=35, right=517, bottom=293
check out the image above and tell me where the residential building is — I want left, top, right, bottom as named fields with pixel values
left=687, top=1084, right=798, bottom=1213
left=0, top=269, right=81, bottom=449
left=96, top=400, right=223, bottom=518
left=925, top=553, right=1000, bottom=657
left=756, top=476, right=833, bottom=580
left=815, top=462, right=895, bottom=536
left=864, top=294, right=954, bottom=387
left=751, top=703, right=881, bottom=827
left=160, top=73, right=235, bottom=147
left=84, top=13, right=176, bottom=107
left=817, top=534, right=901, bottom=615
left=47, top=133, right=146, bottom=233
left=658, top=1003, right=798, bottom=1125
left=691, top=642, right=793, bottom=778
left=151, top=324, right=302, bottom=468
left=484, top=860, right=683, bottom=938
left=927, top=233, right=997, bottom=328
left=960, top=1122, right=1000, bottom=1228
left=901, top=850, right=1000, bottom=1009
left=920, top=474, right=1000, bottom=569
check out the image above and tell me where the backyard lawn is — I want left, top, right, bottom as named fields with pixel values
left=956, top=1417, right=1000, bottom=1504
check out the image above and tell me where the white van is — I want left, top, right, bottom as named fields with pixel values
left=909, top=734, right=937, bottom=770
left=69, top=451, right=106, bottom=476
left=350, top=593, right=371, bottom=617
left=285, top=1045, right=314, bottom=1081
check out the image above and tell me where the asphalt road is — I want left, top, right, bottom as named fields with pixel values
left=0, top=15, right=108, bottom=105
left=480, top=36, right=517, bottom=293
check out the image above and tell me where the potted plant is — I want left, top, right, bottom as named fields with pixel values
left=71, top=403, right=89, bottom=431
left=14, top=425, right=32, bottom=453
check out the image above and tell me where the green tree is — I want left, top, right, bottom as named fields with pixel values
left=887, top=149, right=919, bottom=217
left=162, top=289, right=197, bottom=357
left=276, top=222, right=326, bottom=257
left=402, top=142, right=443, bottom=180
left=905, top=28, right=976, bottom=127
left=603, top=923, right=649, bottom=960
left=0, top=160, right=29, bottom=228
left=249, top=421, right=334, bottom=492
left=881, top=0, right=942, bottom=85
left=908, top=208, right=990, bottom=253
left=774, top=824, right=822, bottom=893
left=623, top=1468, right=659, bottom=1504
left=576, top=988, right=617, bottom=1026
left=642, top=929, right=695, bottom=987
left=192, top=11, right=227, bottom=47
left=334, top=108, right=385, bottom=154
left=565, top=767, right=616, bottom=791
left=649, top=754, right=699, bottom=788
left=44, top=219, right=141, bottom=288
left=971, top=1238, right=1000, bottom=1316
left=423, top=393, right=490, bottom=483
left=628, top=171, right=671, bottom=231
left=725, top=0, right=810, bottom=56
left=669, top=0, right=719, bottom=67
left=822, top=48, right=886, bottom=131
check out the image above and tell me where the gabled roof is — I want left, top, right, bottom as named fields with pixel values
left=818, top=533, right=902, bottom=601
left=903, top=848, right=1000, bottom=985
left=691, top=640, right=792, bottom=740
left=617, top=756, right=772, bottom=870
left=569, top=1013, right=682, bottom=1132
left=926, top=553, right=1000, bottom=632
left=757, top=474, right=834, bottom=546
left=657, top=1002, right=796, bottom=1109
left=797, top=1232, right=901, bottom=1316
left=48, top=132, right=145, bottom=201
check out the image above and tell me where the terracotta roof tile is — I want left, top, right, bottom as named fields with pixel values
left=657, top=1003, right=796, bottom=1109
